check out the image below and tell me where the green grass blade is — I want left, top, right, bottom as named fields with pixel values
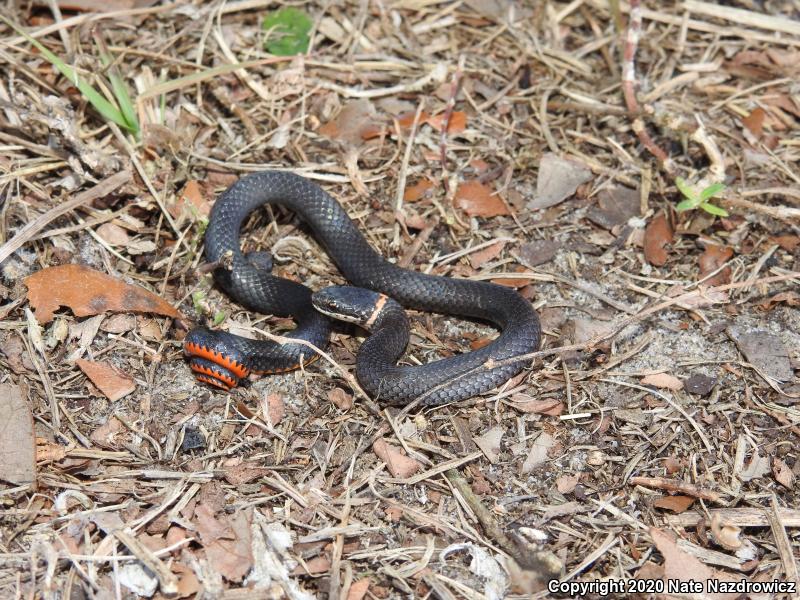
left=675, top=199, right=694, bottom=212
left=0, top=16, right=133, bottom=132
left=94, top=31, right=139, bottom=135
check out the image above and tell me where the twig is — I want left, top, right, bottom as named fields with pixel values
left=621, top=0, right=674, bottom=174
left=0, top=170, right=131, bottom=265
left=629, top=476, right=721, bottom=502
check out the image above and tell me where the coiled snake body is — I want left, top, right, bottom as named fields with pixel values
left=184, top=171, right=541, bottom=406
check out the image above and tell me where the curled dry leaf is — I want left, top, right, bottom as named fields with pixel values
left=96, top=222, right=130, bottom=246
left=741, top=107, right=766, bottom=138
left=25, top=264, right=181, bottom=324
left=710, top=513, right=743, bottom=551
left=641, top=373, right=683, bottom=391
left=698, top=244, right=734, bottom=286
left=318, top=99, right=381, bottom=145
left=0, top=384, right=36, bottom=485
left=454, top=180, right=509, bottom=217
left=759, top=290, right=800, bottom=310
left=76, top=359, right=136, bottom=401
left=372, top=439, right=421, bottom=479
left=643, top=212, right=673, bottom=266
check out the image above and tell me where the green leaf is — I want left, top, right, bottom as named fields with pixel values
left=262, top=7, right=312, bottom=56
left=674, top=177, right=698, bottom=203
left=700, top=202, right=729, bottom=217
left=699, top=182, right=725, bottom=202
left=0, top=16, right=135, bottom=132
left=675, top=199, right=695, bottom=212
left=212, top=311, right=227, bottom=326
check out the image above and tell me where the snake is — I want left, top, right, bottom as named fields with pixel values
left=183, top=171, right=541, bottom=406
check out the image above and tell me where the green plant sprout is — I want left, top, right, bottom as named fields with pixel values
left=262, top=8, right=312, bottom=56
left=1, top=16, right=140, bottom=136
left=674, top=177, right=729, bottom=217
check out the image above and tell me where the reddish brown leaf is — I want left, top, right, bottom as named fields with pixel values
left=327, top=387, right=353, bottom=410
left=652, top=495, right=695, bottom=513
left=741, top=107, right=766, bottom=137
left=510, top=396, right=563, bottom=416
left=469, top=240, right=506, bottom=270
left=641, top=373, right=684, bottom=391
left=426, top=111, right=467, bottom=134
left=759, top=291, right=800, bottom=311
left=771, top=234, right=799, bottom=251
left=264, top=393, right=285, bottom=426
left=0, top=384, right=36, bottom=485
left=76, top=359, right=136, bottom=401
left=396, top=110, right=430, bottom=129
left=556, top=474, right=580, bottom=494
left=643, top=212, right=673, bottom=266
left=347, top=578, right=371, bottom=600
left=26, top=264, right=181, bottom=324
left=454, top=180, right=509, bottom=217
left=773, top=457, right=795, bottom=489
left=373, top=439, right=421, bottom=479
left=319, top=99, right=382, bottom=145
left=403, top=179, right=435, bottom=203
left=650, top=527, right=739, bottom=600
left=170, top=179, right=211, bottom=222
left=293, top=555, right=331, bottom=576
left=698, top=244, right=734, bottom=286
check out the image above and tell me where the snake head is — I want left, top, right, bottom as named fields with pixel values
left=312, top=286, right=395, bottom=330
left=184, top=327, right=250, bottom=390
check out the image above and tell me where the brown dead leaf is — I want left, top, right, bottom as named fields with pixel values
left=195, top=504, right=253, bottom=582
left=773, top=457, right=794, bottom=489
left=426, top=111, right=467, bottom=134
left=510, top=395, right=563, bottom=416
left=556, top=474, right=580, bottom=494
left=319, top=99, right=381, bottom=145
left=741, top=107, right=766, bottom=137
left=643, top=212, right=673, bottom=266
left=373, top=439, right=421, bottom=478
left=0, top=384, right=36, bottom=485
left=771, top=234, right=800, bottom=251
left=760, top=291, right=800, bottom=311
left=403, top=179, right=435, bottom=203
left=170, top=180, right=211, bottom=222
left=76, top=359, right=135, bottom=401
left=522, top=432, right=556, bottom=474
left=650, top=527, right=739, bottom=600
left=90, top=416, right=124, bottom=448
left=36, top=439, right=67, bottom=463
left=652, top=495, right=695, bottom=513
left=96, top=223, right=130, bottom=246
left=586, top=186, right=640, bottom=230
left=25, top=264, right=181, bottom=324
left=469, top=240, right=506, bottom=269
left=641, top=373, right=683, bottom=391
left=263, top=393, right=285, bottom=426
left=729, top=328, right=793, bottom=382
left=514, top=240, right=561, bottom=268
left=528, top=153, right=593, bottom=210
left=454, top=180, right=509, bottom=217
left=327, top=387, right=353, bottom=410
left=222, top=462, right=273, bottom=485
left=698, top=244, right=734, bottom=286
left=347, top=578, right=371, bottom=600
left=472, top=426, right=504, bottom=464
left=294, top=555, right=331, bottom=576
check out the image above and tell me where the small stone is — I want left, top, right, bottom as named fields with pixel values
left=684, top=374, right=716, bottom=396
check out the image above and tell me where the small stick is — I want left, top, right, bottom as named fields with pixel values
left=629, top=476, right=721, bottom=502
left=621, top=0, right=674, bottom=174
left=440, top=55, right=465, bottom=195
